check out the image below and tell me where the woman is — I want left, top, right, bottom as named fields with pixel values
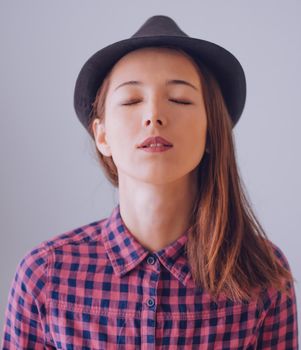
left=1, top=15, right=298, bottom=349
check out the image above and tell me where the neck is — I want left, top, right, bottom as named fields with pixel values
left=117, top=168, right=199, bottom=253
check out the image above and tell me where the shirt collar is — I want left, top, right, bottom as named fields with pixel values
left=101, top=203, right=193, bottom=286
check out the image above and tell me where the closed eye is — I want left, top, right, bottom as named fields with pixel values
left=169, top=99, right=193, bottom=105
left=121, top=99, right=141, bottom=106
left=121, top=99, right=193, bottom=106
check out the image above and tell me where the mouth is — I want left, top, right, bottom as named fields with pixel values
left=138, top=144, right=173, bottom=153
left=139, top=144, right=173, bottom=148
left=137, top=136, right=173, bottom=149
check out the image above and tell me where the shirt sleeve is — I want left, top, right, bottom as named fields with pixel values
left=256, top=244, right=299, bottom=349
left=1, top=244, right=52, bottom=349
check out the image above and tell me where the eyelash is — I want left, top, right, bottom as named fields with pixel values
left=121, top=99, right=193, bottom=106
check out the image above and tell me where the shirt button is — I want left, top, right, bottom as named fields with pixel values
left=146, top=298, right=155, bottom=307
left=146, top=255, right=156, bottom=265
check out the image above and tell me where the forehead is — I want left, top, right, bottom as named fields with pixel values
left=108, top=47, right=202, bottom=83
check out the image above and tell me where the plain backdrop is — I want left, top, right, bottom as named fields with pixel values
left=0, top=0, right=300, bottom=343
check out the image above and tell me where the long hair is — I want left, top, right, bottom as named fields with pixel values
left=86, top=46, right=296, bottom=303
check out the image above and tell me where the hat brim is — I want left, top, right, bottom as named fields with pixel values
left=74, top=35, right=246, bottom=132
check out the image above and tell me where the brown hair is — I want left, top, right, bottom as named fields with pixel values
left=87, top=46, right=296, bottom=303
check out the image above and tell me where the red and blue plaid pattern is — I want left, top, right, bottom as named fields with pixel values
left=1, top=203, right=299, bottom=349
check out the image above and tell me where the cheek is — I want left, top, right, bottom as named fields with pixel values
left=105, top=115, right=139, bottom=155
left=180, top=115, right=207, bottom=148
left=175, top=117, right=207, bottom=166
left=193, top=123, right=207, bottom=147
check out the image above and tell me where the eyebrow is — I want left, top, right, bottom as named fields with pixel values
left=114, top=79, right=199, bottom=92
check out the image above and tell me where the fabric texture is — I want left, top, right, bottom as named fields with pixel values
left=1, top=203, right=299, bottom=349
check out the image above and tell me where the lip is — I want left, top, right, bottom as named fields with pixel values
left=139, top=145, right=172, bottom=153
left=137, top=136, right=173, bottom=148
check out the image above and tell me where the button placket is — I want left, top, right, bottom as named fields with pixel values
left=144, top=254, right=159, bottom=310
left=141, top=258, right=159, bottom=349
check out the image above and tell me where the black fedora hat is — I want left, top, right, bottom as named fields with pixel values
left=74, top=15, right=246, bottom=135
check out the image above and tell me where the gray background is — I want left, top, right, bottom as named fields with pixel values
left=1, top=0, right=300, bottom=344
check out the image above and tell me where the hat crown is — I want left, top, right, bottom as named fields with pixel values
left=74, top=15, right=246, bottom=132
left=131, top=15, right=188, bottom=38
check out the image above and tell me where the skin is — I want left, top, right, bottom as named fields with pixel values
left=92, top=47, right=207, bottom=253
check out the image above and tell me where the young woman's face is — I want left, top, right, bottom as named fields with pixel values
left=93, top=47, right=207, bottom=185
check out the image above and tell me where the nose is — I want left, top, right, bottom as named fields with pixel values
left=143, top=116, right=164, bottom=127
left=142, top=97, right=167, bottom=128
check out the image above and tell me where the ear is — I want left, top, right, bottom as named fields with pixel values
left=92, top=119, right=112, bottom=157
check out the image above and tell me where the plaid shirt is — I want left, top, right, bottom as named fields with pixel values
left=1, top=203, right=299, bottom=349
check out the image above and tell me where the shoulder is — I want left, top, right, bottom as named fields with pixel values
left=256, top=240, right=299, bottom=348
left=13, top=217, right=108, bottom=295
left=42, top=217, right=108, bottom=251
left=265, top=238, right=292, bottom=271
left=261, top=239, right=297, bottom=306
